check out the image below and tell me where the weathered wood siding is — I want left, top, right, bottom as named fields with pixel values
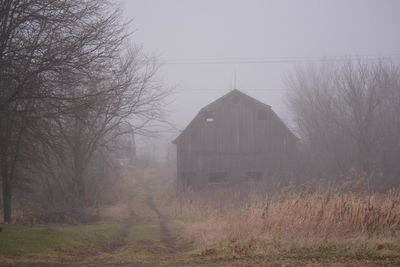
left=175, top=90, right=297, bottom=187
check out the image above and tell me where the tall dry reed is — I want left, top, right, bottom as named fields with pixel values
left=159, top=185, right=400, bottom=248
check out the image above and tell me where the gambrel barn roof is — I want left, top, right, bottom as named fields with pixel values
left=173, top=89, right=298, bottom=144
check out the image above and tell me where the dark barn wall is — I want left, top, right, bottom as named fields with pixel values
left=175, top=90, right=297, bottom=188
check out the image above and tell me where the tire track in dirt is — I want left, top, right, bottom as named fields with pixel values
left=104, top=204, right=136, bottom=252
left=146, top=196, right=188, bottom=253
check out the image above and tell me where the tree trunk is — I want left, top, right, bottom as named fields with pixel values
left=2, top=177, right=11, bottom=223
left=73, top=163, right=86, bottom=208
left=0, top=116, right=11, bottom=223
left=1, top=144, right=11, bottom=223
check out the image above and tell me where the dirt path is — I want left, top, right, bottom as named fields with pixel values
left=103, top=206, right=136, bottom=253
left=146, top=196, right=187, bottom=252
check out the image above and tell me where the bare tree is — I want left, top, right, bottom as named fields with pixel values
left=0, top=0, right=131, bottom=223
left=286, top=59, right=400, bottom=188
left=45, top=46, right=166, bottom=208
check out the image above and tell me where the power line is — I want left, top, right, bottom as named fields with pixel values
left=161, top=54, right=400, bottom=65
left=164, top=54, right=400, bottom=93
left=164, top=55, right=373, bottom=62
left=176, top=88, right=285, bottom=92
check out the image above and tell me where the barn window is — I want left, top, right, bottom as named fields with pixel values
left=245, top=170, right=264, bottom=182
left=258, top=110, right=268, bottom=120
left=208, top=172, right=227, bottom=183
left=204, top=110, right=214, bottom=122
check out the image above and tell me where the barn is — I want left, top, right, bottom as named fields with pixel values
left=172, top=89, right=298, bottom=188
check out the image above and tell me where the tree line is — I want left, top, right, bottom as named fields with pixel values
left=286, top=59, right=400, bottom=189
left=0, top=0, right=166, bottom=223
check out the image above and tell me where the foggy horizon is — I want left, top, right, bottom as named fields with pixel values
left=122, top=0, right=400, bottom=131
left=2, top=1, right=400, bottom=266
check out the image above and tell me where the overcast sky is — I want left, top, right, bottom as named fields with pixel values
left=121, top=0, right=400, bottom=139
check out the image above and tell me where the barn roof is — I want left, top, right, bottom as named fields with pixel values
left=200, top=89, right=271, bottom=111
left=172, top=89, right=297, bottom=144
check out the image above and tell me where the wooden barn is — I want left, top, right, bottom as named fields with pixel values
left=172, top=89, right=298, bottom=188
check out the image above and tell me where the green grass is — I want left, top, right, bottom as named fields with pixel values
left=0, top=223, right=124, bottom=256
left=127, top=225, right=161, bottom=242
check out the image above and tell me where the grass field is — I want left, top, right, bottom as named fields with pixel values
left=0, top=223, right=124, bottom=256
left=127, top=225, right=161, bottom=241
left=0, top=167, right=167, bottom=266
left=3, top=167, right=400, bottom=266
left=0, top=167, right=181, bottom=266
left=0, top=215, right=167, bottom=266
left=159, top=184, right=400, bottom=264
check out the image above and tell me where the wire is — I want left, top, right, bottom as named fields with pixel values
left=175, top=88, right=285, bottom=92
left=161, top=54, right=400, bottom=65
left=165, top=53, right=400, bottom=61
left=163, top=54, right=400, bottom=93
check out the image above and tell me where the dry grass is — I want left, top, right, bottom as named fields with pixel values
left=158, top=183, right=400, bottom=259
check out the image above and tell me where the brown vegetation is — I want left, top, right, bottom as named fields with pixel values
left=159, top=182, right=400, bottom=258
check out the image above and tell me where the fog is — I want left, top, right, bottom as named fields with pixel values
left=3, top=1, right=400, bottom=265
left=122, top=0, right=400, bottom=129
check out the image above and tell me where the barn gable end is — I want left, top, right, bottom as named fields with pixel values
left=173, top=89, right=298, bottom=188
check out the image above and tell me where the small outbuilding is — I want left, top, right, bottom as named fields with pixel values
left=172, top=89, right=298, bottom=188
